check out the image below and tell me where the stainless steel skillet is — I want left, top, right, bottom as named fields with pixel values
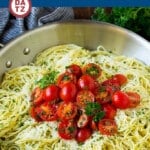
left=0, top=20, right=150, bottom=81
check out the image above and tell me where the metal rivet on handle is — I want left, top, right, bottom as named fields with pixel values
left=6, top=61, right=12, bottom=68
left=23, top=48, right=30, bottom=55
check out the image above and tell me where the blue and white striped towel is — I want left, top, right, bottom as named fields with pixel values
left=0, top=7, right=74, bottom=44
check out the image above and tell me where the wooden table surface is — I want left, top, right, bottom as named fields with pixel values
left=73, top=7, right=95, bottom=19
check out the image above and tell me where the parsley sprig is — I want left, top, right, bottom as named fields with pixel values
left=36, top=71, right=59, bottom=88
left=85, top=102, right=105, bottom=122
left=92, top=8, right=150, bottom=41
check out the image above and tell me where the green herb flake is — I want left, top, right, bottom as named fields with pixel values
left=36, top=70, right=59, bottom=88
left=86, top=67, right=99, bottom=76
left=93, top=111, right=105, bottom=122
left=85, top=102, right=101, bottom=116
left=55, top=127, right=58, bottom=131
left=99, top=86, right=106, bottom=92
left=19, top=122, right=24, bottom=127
left=78, top=142, right=84, bottom=146
left=62, top=75, right=70, bottom=81
left=65, top=65, right=70, bottom=69
left=68, top=127, right=75, bottom=133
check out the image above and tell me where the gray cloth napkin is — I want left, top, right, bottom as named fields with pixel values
left=0, top=7, right=74, bottom=44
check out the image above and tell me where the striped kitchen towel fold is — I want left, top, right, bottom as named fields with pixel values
left=0, top=7, right=74, bottom=44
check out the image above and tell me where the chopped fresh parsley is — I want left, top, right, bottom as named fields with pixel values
left=93, top=111, right=105, bottom=122
left=36, top=71, right=59, bottom=88
left=68, top=126, right=76, bottom=133
left=19, top=122, right=24, bottom=127
left=85, top=102, right=101, bottom=116
left=85, top=102, right=105, bottom=122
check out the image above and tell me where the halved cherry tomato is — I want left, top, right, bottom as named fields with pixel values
left=57, top=102, right=77, bottom=120
left=101, top=74, right=127, bottom=95
left=126, top=92, right=140, bottom=108
left=57, top=72, right=77, bottom=88
left=102, top=79, right=120, bottom=96
left=112, top=91, right=130, bottom=109
left=66, top=64, right=82, bottom=78
left=78, top=75, right=96, bottom=91
left=76, top=127, right=92, bottom=143
left=98, top=119, right=117, bottom=136
left=29, top=106, right=42, bottom=122
left=31, top=87, right=44, bottom=105
left=37, top=102, right=58, bottom=121
left=43, top=85, right=60, bottom=102
left=58, top=120, right=77, bottom=140
left=82, top=63, right=102, bottom=79
left=94, top=86, right=111, bottom=104
left=77, top=113, right=89, bottom=128
left=76, top=90, right=95, bottom=108
left=102, top=78, right=118, bottom=86
left=105, top=84, right=120, bottom=96
left=102, top=104, right=117, bottom=119
left=60, top=82, right=77, bottom=102
left=112, top=74, right=127, bottom=86
left=102, top=74, right=127, bottom=86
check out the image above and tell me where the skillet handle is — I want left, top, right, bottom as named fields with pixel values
left=0, top=43, right=4, bottom=49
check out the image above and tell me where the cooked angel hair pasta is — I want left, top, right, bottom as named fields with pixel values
left=0, top=44, right=150, bottom=150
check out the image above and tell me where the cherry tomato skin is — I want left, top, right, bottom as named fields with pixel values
left=102, top=74, right=127, bottom=86
left=112, top=74, right=127, bottom=86
left=66, top=64, right=82, bottom=78
left=78, top=75, right=96, bottom=91
left=126, top=92, right=140, bottom=108
left=82, top=63, right=102, bottom=79
left=76, top=90, right=95, bottom=108
left=57, top=72, right=77, bottom=88
left=60, top=82, right=77, bottom=102
left=112, top=91, right=130, bottom=109
left=43, top=85, right=60, bottom=102
left=102, top=104, right=117, bottom=119
left=77, top=114, right=89, bottom=128
left=57, top=102, right=77, bottom=120
left=102, top=78, right=118, bottom=86
left=58, top=120, right=77, bottom=140
left=94, top=80, right=100, bottom=89
left=76, top=128, right=92, bottom=143
left=29, top=106, right=42, bottom=122
left=37, top=103, right=58, bottom=121
left=98, top=119, right=117, bottom=136
left=90, top=120, right=98, bottom=131
left=31, top=87, right=44, bottom=105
